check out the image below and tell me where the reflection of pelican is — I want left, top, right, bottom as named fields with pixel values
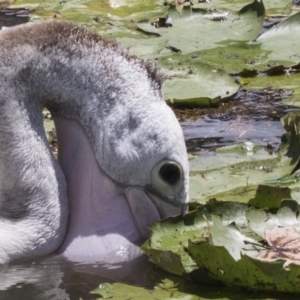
left=0, top=21, right=189, bottom=263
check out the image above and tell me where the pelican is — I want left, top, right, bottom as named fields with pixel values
left=0, top=21, right=189, bottom=263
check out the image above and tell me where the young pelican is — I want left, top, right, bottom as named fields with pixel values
left=0, top=21, right=189, bottom=263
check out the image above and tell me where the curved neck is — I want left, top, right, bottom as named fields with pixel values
left=0, top=21, right=163, bottom=263
left=0, top=90, right=68, bottom=262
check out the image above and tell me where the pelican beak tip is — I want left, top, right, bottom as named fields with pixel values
left=181, top=203, right=189, bottom=217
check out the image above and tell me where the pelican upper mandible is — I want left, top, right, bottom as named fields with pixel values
left=0, top=21, right=189, bottom=263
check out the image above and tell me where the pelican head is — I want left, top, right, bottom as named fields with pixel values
left=0, top=21, right=189, bottom=263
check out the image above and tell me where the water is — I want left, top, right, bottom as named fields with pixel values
left=0, top=255, right=158, bottom=299
left=0, top=7, right=30, bottom=29
left=182, top=117, right=285, bottom=155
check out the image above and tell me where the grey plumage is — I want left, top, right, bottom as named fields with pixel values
left=0, top=21, right=189, bottom=263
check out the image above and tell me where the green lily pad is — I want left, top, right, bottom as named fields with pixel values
left=259, top=0, right=292, bottom=15
left=256, top=12, right=300, bottom=66
left=43, top=117, right=54, bottom=137
left=247, top=185, right=292, bottom=209
left=246, top=200, right=300, bottom=237
left=189, top=112, right=300, bottom=203
left=192, top=0, right=291, bottom=16
left=92, top=272, right=296, bottom=300
left=142, top=200, right=300, bottom=293
left=129, top=0, right=265, bottom=58
left=161, top=57, right=240, bottom=106
left=92, top=281, right=207, bottom=300
left=39, top=117, right=300, bottom=297
left=277, top=112, right=300, bottom=175
left=143, top=199, right=300, bottom=293
left=191, top=9, right=300, bottom=75
left=187, top=200, right=300, bottom=293
left=13, top=0, right=168, bottom=41
left=142, top=201, right=248, bottom=279
left=188, top=241, right=300, bottom=293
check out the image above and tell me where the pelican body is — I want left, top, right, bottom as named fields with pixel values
left=0, top=21, right=189, bottom=263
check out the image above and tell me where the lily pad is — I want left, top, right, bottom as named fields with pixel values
left=142, top=201, right=248, bottom=279
left=189, top=112, right=300, bottom=203
left=130, top=0, right=265, bottom=57
left=192, top=0, right=292, bottom=16
left=256, top=12, right=300, bottom=66
left=247, top=185, right=292, bottom=209
left=178, top=7, right=300, bottom=76
left=142, top=113, right=300, bottom=292
left=143, top=199, right=300, bottom=292
left=161, top=57, right=240, bottom=106
left=92, top=281, right=206, bottom=300
left=92, top=273, right=293, bottom=300
left=187, top=200, right=300, bottom=293
left=246, top=200, right=300, bottom=238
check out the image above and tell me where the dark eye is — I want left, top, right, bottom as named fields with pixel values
left=150, top=160, right=184, bottom=197
left=159, top=162, right=181, bottom=185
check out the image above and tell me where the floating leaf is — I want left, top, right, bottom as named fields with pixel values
left=161, top=58, right=240, bottom=106
left=193, top=0, right=291, bottom=15
left=247, top=185, right=292, bottom=209
left=130, top=0, right=265, bottom=58
left=257, top=13, right=300, bottom=66
left=91, top=273, right=286, bottom=300
left=142, top=201, right=248, bottom=280
left=188, top=241, right=300, bottom=293
left=189, top=111, right=300, bottom=203
left=182, top=201, right=300, bottom=292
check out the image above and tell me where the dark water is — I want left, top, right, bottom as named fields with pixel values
left=0, top=255, right=159, bottom=300
left=0, top=7, right=30, bottom=28
left=183, top=117, right=285, bottom=155
left=179, top=87, right=294, bottom=155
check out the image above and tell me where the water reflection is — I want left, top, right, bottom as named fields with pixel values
left=0, top=7, right=30, bottom=29
left=0, top=254, right=156, bottom=299
left=182, top=117, right=285, bottom=154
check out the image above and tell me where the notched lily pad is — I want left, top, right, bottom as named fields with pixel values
left=247, top=184, right=292, bottom=209
left=142, top=201, right=248, bottom=280
left=144, top=200, right=300, bottom=292
left=188, top=201, right=300, bottom=292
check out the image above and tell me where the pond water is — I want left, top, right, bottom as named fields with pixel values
left=0, top=7, right=29, bottom=28
left=183, top=117, right=284, bottom=154
left=0, top=255, right=160, bottom=300
left=181, top=88, right=295, bottom=155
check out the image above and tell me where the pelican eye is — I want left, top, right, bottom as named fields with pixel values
left=150, top=160, right=183, bottom=197
left=159, top=162, right=181, bottom=185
